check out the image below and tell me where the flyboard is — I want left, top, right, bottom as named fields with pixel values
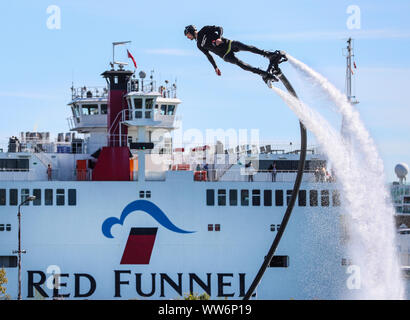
left=243, top=51, right=308, bottom=300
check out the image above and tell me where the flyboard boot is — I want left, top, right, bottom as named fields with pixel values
left=263, top=50, right=288, bottom=87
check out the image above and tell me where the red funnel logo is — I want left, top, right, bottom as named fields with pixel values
left=120, top=227, right=158, bottom=264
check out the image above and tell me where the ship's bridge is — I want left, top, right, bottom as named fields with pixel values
left=123, top=77, right=181, bottom=130
left=67, top=86, right=108, bottom=133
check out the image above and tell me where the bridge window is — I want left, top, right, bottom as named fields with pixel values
left=101, top=104, right=107, bottom=115
left=134, top=98, right=143, bottom=109
left=134, top=98, right=143, bottom=118
left=72, top=104, right=80, bottom=118
left=167, top=105, right=175, bottom=115
left=159, top=105, right=176, bottom=116
left=160, top=105, right=167, bottom=115
left=145, top=98, right=153, bottom=109
left=81, top=104, right=99, bottom=115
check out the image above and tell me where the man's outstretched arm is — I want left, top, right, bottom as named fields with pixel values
left=200, top=47, right=221, bottom=76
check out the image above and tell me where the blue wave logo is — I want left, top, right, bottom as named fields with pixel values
left=102, top=200, right=195, bottom=238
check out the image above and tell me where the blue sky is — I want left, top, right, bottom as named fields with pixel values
left=0, top=0, right=409, bottom=182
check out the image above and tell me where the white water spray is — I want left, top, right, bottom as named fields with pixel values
left=286, top=54, right=384, bottom=175
left=272, top=73, right=404, bottom=299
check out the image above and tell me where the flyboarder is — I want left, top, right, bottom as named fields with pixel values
left=184, top=25, right=281, bottom=85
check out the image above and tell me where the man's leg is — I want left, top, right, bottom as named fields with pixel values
left=231, top=40, right=270, bottom=57
left=224, top=52, right=272, bottom=78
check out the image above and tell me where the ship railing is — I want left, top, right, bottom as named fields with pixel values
left=127, top=79, right=158, bottom=94
left=16, top=143, right=55, bottom=154
left=158, top=84, right=177, bottom=99
left=71, top=86, right=108, bottom=100
left=66, top=116, right=76, bottom=131
left=127, top=78, right=178, bottom=98
left=72, top=169, right=93, bottom=181
left=107, top=133, right=129, bottom=148
left=107, top=110, right=131, bottom=137
left=0, top=168, right=94, bottom=181
left=193, top=168, right=336, bottom=183
left=0, top=169, right=34, bottom=181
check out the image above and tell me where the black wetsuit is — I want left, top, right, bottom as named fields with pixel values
left=196, top=25, right=272, bottom=78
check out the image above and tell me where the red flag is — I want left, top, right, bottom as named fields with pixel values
left=353, top=61, right=357, bottom=69
left=127, top=49, right=137, bottom=68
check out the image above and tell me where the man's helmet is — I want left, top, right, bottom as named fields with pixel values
left=184, top=25, right=197, bottom=36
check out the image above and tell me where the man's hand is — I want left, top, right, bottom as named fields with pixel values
left=215, top=68, right=221, bottom=76
left=214, top=38, right=223, bottom=46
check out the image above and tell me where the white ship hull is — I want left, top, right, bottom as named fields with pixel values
left=1, top=178, right=348, bottom=299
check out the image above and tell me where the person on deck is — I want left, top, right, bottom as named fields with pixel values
left=47, top=164, right=52, bottom=181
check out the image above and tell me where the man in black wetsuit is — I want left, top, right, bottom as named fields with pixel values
left=184, top=25, right=279, bottom=84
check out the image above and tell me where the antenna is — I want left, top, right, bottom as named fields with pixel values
left=341, top=38, right=359, bottom=142
left=112, top=41, right=131, bottom=69
left=150, top=69, right=155, bottom=91
left=139, top=71, right=146, bottom=91
left=344, top=38, right=359, bottom=105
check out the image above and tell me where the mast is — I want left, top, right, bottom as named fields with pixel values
left=341, top=38, right=359, bottom=142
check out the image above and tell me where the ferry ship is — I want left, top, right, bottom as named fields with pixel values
left=0, top=44, right=359, bottom=300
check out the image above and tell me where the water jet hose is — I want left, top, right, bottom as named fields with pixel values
left=243, top=67, right=307, bottom=300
